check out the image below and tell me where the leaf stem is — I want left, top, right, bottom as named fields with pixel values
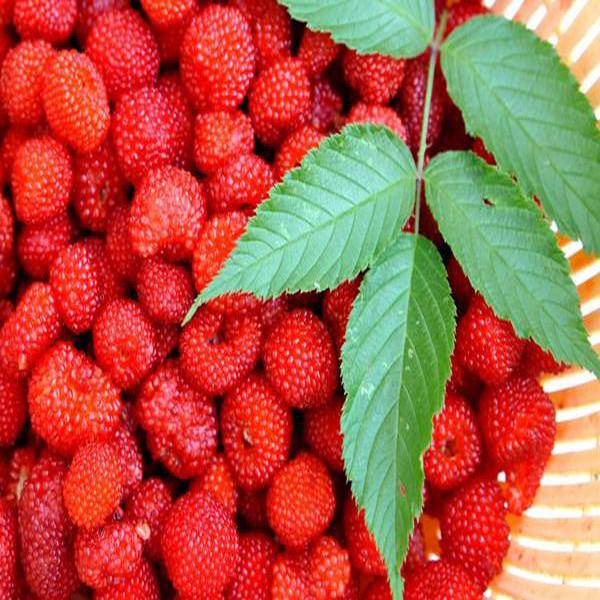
left=414, top=10, right=447, bottom=234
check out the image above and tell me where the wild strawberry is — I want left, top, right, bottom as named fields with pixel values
left=343, top=496, right=385, bottom=576
left=136, top=359, right=218, bottom=479
left=222, top=373, right=293, bottom=491
left=75, top=520, right=144, bottom=589
left=194, top=110, right=255, bottom=175
left=446, top=0, right=489, bottom=37
left=447, top=255, right=474, bottom=312
left=309, top=535, right=352, bottom=599
left=304, top=397, right=344, bottom=472
left=95, top=558, right=161, bottom=600
left=274, top=125, right=325, bottom=179
left=0, top=282, right=62, bottom=378
left=28, top=341, right=122, bottom=455
left=141, top=0, right=194, bottom=27
left=405, top=560, right=481, bottom=600
left=264, top=309, right=338, bottom=409
left=345, top=103, right=409, bottom=143
left=0, top=40, right=54, bottom=127
left=76, top=0, right=129, bottom=45
left=162, top=491, right=240, bottom=598
left=0, top=252, right=15, bottom=298
left=106, top=204, right=141, bottom=284
left=227, top=531, right=277, bottom=600
left=191, top=454, right=239, bottom=516
left=364, top=578, right=391, bottom=600
left=206, top=153, right=275, bottom=213
left=343, top=50, right=405, bottom=104
left=455, top=295, right=525, bottom=385
left=0, top=370, right=25, bottom=447
left=5, top=446, right=37, bottom=505
left=503, top=448, right=552, bottom=515
left=238, top=489, right=268, bottom=529
left=12, top=136, right=72, bottom=225
left=13, top=0, right=77, bottom=45
left=267, top=452, right=335, bottom=548
left=152, top=3, right=200, bottom=65
left=152, top=321, right=179, bottom=366
left=0, top=196, right=13, bottom=261
left=298, top=29, right=341, bottom=79
left=440, top=479, right=510, bottom=589
left=18, top=455, right=79, bottom=600
left=180, top=308, right=263, bottom=395
left=249, top=57, right=312, bottom=146
left=260, top=296, right=289, bottom=336
left=43, top=50, right=110, bottom=153
left=272, top=550, right=312, bottom=600
left=424, top=392, right=482, bottom=491
left=86, top=8, right=160, bottom=102
left=113, top=425, right=143, bottom=500
left=310, top=76, right=343, bottom=133
left=1, top=126, right=33, bottom=181
left=180, top=4, right=255, bottom=111
left=130, top=166, right=206, bottom=259
left=323, top=277, right=361, bottom=353
left=0, top=498, right=18, bottom=599
left=519, top=340, right=567, bottom=378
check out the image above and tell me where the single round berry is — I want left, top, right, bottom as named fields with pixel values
left=142, top=0, right=193, bottom=27
left=95, top=558, right=161, bottom=600
left=405, top=560, right=481, bottom=600
left=76, top=0, right=129, bottom=45
left=152, top=4, right=200, bottom=65
left=191, top=454, right=239, bottom=516
left=274, top=125, right=325, bottom=180
left=0, top=370, right=26, bottom=447
left=303, top=397, right=344, bottom=472
left=323, top=278, right=361, bottom=353
left=364, top=578, right=392, bottom=600
left=267, top=452, right=335, bottom=548
left=345, top=102, right=409, bottom=144
left=0, top=195, right=13, bottom=262
left=298, top=29, right=340, bottom=79
left=309, top=535, right=352, bottom=599
left=264, top=308, right=338, bottom=409
left=113, top=425, right=144, bottom=500
left=162, top=491, right=240, bottom=598
left=13, top=0, right=77, bottom=45
left=0, top=498, right=18, bottom=599
left=271, top=549, right=312, bottom=599
left=222, top=373, right=293, bottom=491
left=106, top=203, right=141, bottom=284
left=446, top=0, right=489, bottom=37
left=5, top=446, right=37, bottom=506
left=310, top=76, right=343, bottom=133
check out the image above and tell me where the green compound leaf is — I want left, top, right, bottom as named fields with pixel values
left=278, top=0, right=434, bottom=58
left=188, top=125, right=416, bottom=320
left=341, top=233, right=456, bottom=599
left=441, top=15, right=600, bottom=255
left=425, top=151, right=600, bottom=378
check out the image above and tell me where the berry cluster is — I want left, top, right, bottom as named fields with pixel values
left=0, top=0, right=563, bottom=598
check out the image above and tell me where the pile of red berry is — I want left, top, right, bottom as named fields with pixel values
left=0, top=0, right=566, bottom=598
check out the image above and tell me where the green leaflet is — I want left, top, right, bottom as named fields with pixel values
left=441, top=15, right=600, bottom=255
left=341, top=233, right=456, bottom=599
left=278, top=0, right=434, bottom=58
left=424, top=151, right=600, bottom=378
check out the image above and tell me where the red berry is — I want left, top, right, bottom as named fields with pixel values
left=180, top=4, right=255, bottom=111
left=136, top=359, right=218, bottom=479
left=402, top=522, right=426, bottom=577
left=0, top=298, right=12, bottom=326
left=13, top=0, right=77, bottom=45
left=267, top=452, right=335, bottom=548
left=0, top=370, right=26, bottom=446
left=503, top=449, right=552, bottom=515
left=152, top=3, right=200, bottom=65
left=519, top=339, right=567, bottom=378
left=222, top=373, right=293, bottom=491
left=271, top=549, right=312, bottom=600
left=310, top=76, right=343, bottom=133
left=0, top=195, right=13, bottom=261
left=95, top=558, right=161, bottom=600
left=86, top=8, right=160, bottom=102
left=1, top=125, right=33, bottom=181
left=309, top=535, right=352, bottom=599
left=12, top=136, right=73, bottom=225
left=162, top=491, right=240, bottom=598
left=471, top=137, right=496, bottom=165
left=0, top=498, right=18, bottom=599
left=249, top=57, right=312, bottom=146
left=180, top=308, right=263, bottom=396
left=0, top=252, right=15, bottom=297
left=141, top=0, right=194, bottom=28
left=440, top=479, right=510, bottom=589
left=191, top=453, right=239, bottom=516
left=298, top=29, right=340, bottom=79
left=238, top=489, right=268, bottom=530
left=264, top=309, right=338, bottom=409
left=106, top=203, right=141, bottom=284
left=113, top=425, right=143, bottom=500
left=424, top=392, right=482, bottom=491
left=274, top=125, right=325, bottom=180
left=364, top=578, right=391, bottom=600
left=346, top=102, right=409, bottom=143
left=303, top=397, right=344, bottom=472
left=455, top=295, right=525, bottom=386
left=322, top=277, right=361, bottom=353
left=194, top=110, right=255, bottom=175
left=447, top=255, right=474, bottom=312
left=447, top=349, right=481, bottom=398
left=446, top=0, right=489, bottom=37
left=76, top=0, right=129, bottom=45
left=405, top=560, right=482, bottom=600
left=5, top=446, right=37, bottom=505
left=28, top=341, right=122, bottom=455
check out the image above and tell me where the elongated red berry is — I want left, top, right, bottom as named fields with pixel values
left=309, top=535, right=352, bottom=599
left=271, top=548, right=312, bottom=599
left=303, top=397, right=344, bottom=472
left=274, top=125, right=325, bottom=180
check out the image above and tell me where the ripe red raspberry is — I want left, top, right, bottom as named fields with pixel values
left=194, top=110, right=255, bottom=174
left=0, top=252, right=15, bottom=297
left=503, top=448, right=552, bottom=515
left=264, top=309, right=338, bottom=409
left=272, top=550, right=312, bottom=600
left=0, top=1, right=12, bottom=28
left=519, top=340, right=567, bottom=378
left=151, top=3, right=200, bottom=64
left=447, top=349, right=481, bottom=398
left=83, top=236, right=125, bottom=301
left=13, top=0, right=77, bottom=45
left=260, top=296, right=289, bottom=335
left=126, top=477, right=173, bottom=562
left=111, top=86, right=194, bottom=185
left=42, top=50, right=110, bottom=153
left=75, top=520, right=144, bottom=589
left=95, top=558, right=161, bottom=600
left=402, top=522, right=426, bottom=578
left=0, top=298, right=12, bottom=326
left=152, top=321, right=179, bottom=365
left=345, top=103, right=409, bottom=144
left=222, top=373, right=293, bottom=491
left=86, top=8, right=160, bottom=102
left=0, top=40, right=54, bottom=127
left=63, top=440, right=123, bottom=529
left=309, top=535, right=352, bottom=599
left=364, top=578, right=391, bottom=600
left=16, top=212, right=76, bottom=280
left=310, top=76, right=343, bottom=133
left=227, top=531, right=277, bottom=600
left=323, top=277, right=361, bottom=353
left=141, top=0, right=193, bottom=27
left=0, top=498, right=18, bottom=599
left=12, top=136, right=72, bottom=225
left=0, top=196, right=13, bottom=261
left=191, top=454, right=239, bottom=516
left=93, top=298, right=158, bottom=390
left=274, top=125, right=325, bottom=180
left=446, top=0, right=489, bottom=37
left=0, top=126, right=32, bottom=181
left=303, top=397, right=344, bottom=472
left=456, top=295, right=525, bottom=385
left=5, top=446, right=37, bottom=505
left=440, top=479, right=510, bottom=589
left=114, top=425, right=143, bottom=500
left=238, top=489, right=268, bottom=529
left=424, top=392, right=482, bottom=491
left=343, top=50, right=406, bottom=104
left=0, top=370, right=25, bottom=446
left=343, top=497, right=385, bottom=576
left=233, top=0, right=291, bottom=71
left=206, top=153, right=275, bottom=213
left=249, top=57, right=312, bottom=146
left=298, top=29, right=341, bottom=79
left=136, top=359, right=218, bottom=479
left=18, top=455, right=79, bottom=600
left=0, top=282, right=62, bottom=378
left=76, top=0, right=129, bottom=45
left=28, top=341, right=122, bottom=455
left=447, top=255, right=474, bottom=312
left=267, top=452, right=335, bottom=548
left=180, top=4, right=255, bottom=111
left=192, top=211, right=262, bottom=316
left=162, top=491, right=240, bottom=598
left=405, top=560, right=481, bottom=600
left=480, top=376, right=556, bottom=467
left=106, top=204, right=141, bottom=284
left=397, top=54, right=446, bottom=151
